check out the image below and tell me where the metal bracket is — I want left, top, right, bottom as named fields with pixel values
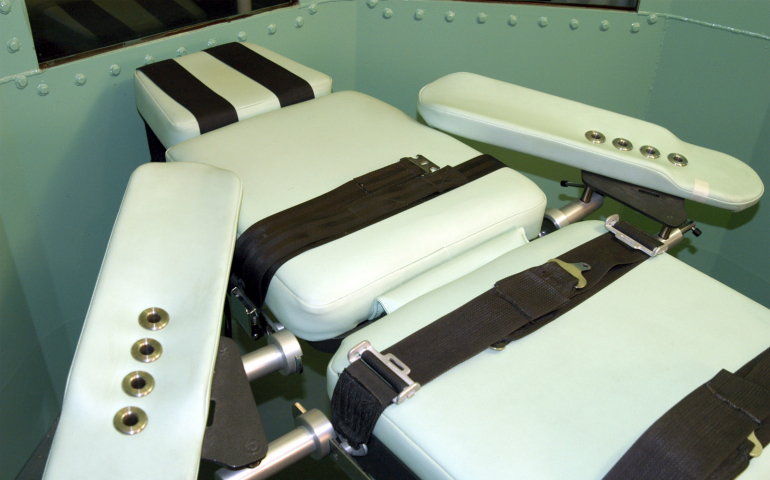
left=406, top=155, right=440, bottom=174
left=605, top=215, right=668, bottom=257
left=748, top=431, right=764, bottom=458
left=230, top=286, right=284, bottom=340
left=547, top=259, right=591, bottom=289
left=201, top=336, right=268, bottom=469
left=348, top=341, right=420, bottom=405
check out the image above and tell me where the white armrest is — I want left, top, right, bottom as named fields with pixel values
left=43, top=162, right=242, bottom=480
left=418, top=72, right=763, bottom=212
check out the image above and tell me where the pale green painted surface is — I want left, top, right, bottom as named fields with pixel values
left=1, top=0, right=768, bottom=477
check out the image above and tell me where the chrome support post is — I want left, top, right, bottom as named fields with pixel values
left=215, top=404, right=333, bottom=480
left=241, top=330, right=303, bottom=381
left=543, top=192, right=605, bottom=231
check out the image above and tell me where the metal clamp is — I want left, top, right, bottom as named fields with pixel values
left=348, top=341, right=420, bottom=405
left=547, top=259, right=590, bottom=289
left=231, top=286, right=285, bottom=338
left=605, top=214, right=668, bottom=257
left=407, top=155, right=440, bottom=174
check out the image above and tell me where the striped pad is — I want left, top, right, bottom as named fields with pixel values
left=134, top=42, right=333, bottom=148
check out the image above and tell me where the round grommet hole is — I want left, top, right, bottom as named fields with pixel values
left=640, top=145, right=661, bottom=159
left=612, top=138, right=633, bottom=151
left=122, top=371, right=155, bottom=397
left=668, top=153, right=689, bottom=167
left=138, top=307, right=169, bottom=331
left=585, top=130, right=606, bottom=144
left=131, top=338, right=162, bottom=363
left=114, top=406, right=148, bottom=435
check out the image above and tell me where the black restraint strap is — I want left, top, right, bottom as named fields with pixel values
left=134, top=0, right=198, bottom=30
left=332, top=230, right=651, bottom=448
left=138, top=60, right=239, bottom=136
left=605, top=347, right=770, bottom=480
left=204, top=43, right=315, bottom=108
left=59, top=0, right=137, bottom=45
left=231, top=155, right=504, bottom=308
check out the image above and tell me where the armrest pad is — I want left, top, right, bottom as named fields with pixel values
left=418, top=72, right=763, bottom=212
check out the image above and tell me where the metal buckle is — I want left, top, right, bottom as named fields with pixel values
left=547, top=258, right=591, bottom=289
left=407, top=155, right=440, bottom=174
left=348, top=341, right=420, bottom=405
left=605, top=214, right=668, bottom=257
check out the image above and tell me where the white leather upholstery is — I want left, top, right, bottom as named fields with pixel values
left=419, top=73, right=764, bottom=212
left=328, top=221, right=770, bottom=480
left=135, top=42, right=333, bottom=148
left=167, top=91, right=547, bottom=340
left=43, top=162, right=242, bottom=480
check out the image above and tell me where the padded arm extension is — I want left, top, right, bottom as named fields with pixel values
left=418, top=72, right=763, bottom=212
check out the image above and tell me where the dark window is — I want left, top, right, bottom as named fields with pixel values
left=27, top=0, right=292, bottom=65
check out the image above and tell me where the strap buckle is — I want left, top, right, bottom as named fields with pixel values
left=348, top=341, right=420, bottom=405
left=407, top=155, right=440, bottom=175
left=605, top=214, right=668, bottom=257
left=748, top=431, right=764, bottom=458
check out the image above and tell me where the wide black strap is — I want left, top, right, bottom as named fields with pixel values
left=138, top=60, right=239, bottom=136
left=605, top=347, right=770, bottom=480
left=331, top=230, right=650, bottom=448
left=232, top=154, right=504, bottom=309
left=59, top=0, right=137, bottom=45
left=204, top=42, right=315, bottom=108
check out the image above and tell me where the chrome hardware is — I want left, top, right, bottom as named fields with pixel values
left=548, top=259, right=590, bottom=289
left=113, top=406, right=148, bottom=435
left=542, top=191, right=605, bottom=234
left=131, top=338, right=162, bottom=363
left=348, top=341, right=420, bottom=405
left=585, top=130, right=606, bottom=144
left=231, top=286, right=285, bottom=336
left=605, top=215, right=668, bottom=257
left=122, top=371, right=155, bottom=397
left=639, top=145, right=661, bottom=159
left=138, top=307, right=169, bottom=331
left=654, top=220, right=701, bottom=250
left=407, top=155, right=440, bottom=174
left=668, top=153, right=689, bottom=166
left=612, top=138, right=633, bottom=151
left=242, top=330, right=303, bottom=381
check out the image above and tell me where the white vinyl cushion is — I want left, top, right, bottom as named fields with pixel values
left=167, top=91, right=547, bottom=340
left=43, top=162, right=242, bottom=480
left=135, top=42, right=333, bottom=148
left=328, top=221, right=770, bottom=480
left=419, top=73, right=764, bottom=212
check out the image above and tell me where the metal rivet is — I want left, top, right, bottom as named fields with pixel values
left=109, top=64, right=121, bottom=76
left=114, top=407, right=148, bottom=435
left=600, top=20, right=610, bottom=31
left=74, top=73, right=87, bottom=86
left=382, top=8, right=393, bottom=19
left=6, top=37, right=20, bottom=53
left=570, top=19, right=579, bottom=30
left=144, top=55, right=155, bottom=65
left=414, top=9, right=424, bottom=20
left=237, top=31, right=248, bottom=41
left=367, top=0, right=378, bottom=8
left=667, top=153, right=688, bottom=167
left=508, top=15, right=518, bottom=27
left=585, top=130, right=606, bottom=144
left=631, top=22, right=641, bottom=33
left=538, top=17, right=548, bottom=27
left=308, top=3, right=317, bottom=14
left=295, top=16, right=304, bottom=28
left=207, top=38, right=217, bottom=47
left=176, top=47, right=187, bottom=57
left=445, top=11, right=455, bottom=22
left=648, top=14, right=658, bottom=25
left=0, top=1, right=12, bottom=14
left=15, top=75, right=27, bottom=89
left=267, top=24, right=277, bottom=34
left=122, top=371, right=155, bottom=397
left=138, top=307, right=169, bottom=331
left=131, top=338, right=162, bottom=363
left=639, top=145, right=661, bottom=159
left=37, top=83, right=49, bottom=96
left=612, top=138, right=633, bottom=151
left=477, top=13, right=487, bottom=24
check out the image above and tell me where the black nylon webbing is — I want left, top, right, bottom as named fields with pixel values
left=232, top=155, right=504, bottom=308
left=204, top=43, right=315, bottom=108
left=138, top=60, right=239, bottom=136
left=605, top=347, right=770, bottom=480
left=331, top=231, right=650, bottom=448
left=59, top=0, right=136, bottom=45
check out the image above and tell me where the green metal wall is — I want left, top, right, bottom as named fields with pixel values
left=1, top=0, right=768, bottom=477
